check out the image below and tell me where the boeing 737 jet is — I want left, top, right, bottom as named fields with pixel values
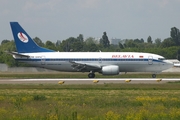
left=9, top=22, right=173, bottom=78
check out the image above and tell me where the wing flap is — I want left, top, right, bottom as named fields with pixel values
left=70, top=61, right=101, bottom=71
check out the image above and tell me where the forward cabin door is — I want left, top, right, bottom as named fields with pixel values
left=99, top=52, right=102, bottom=64
left=41, top=56, right=46, bottom=65
left=148, top=56, right=153, bottom=65
left=99, top=57, right=102, bottom=64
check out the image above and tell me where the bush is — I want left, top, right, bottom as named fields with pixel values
left=33, top=95, right=46, bottom=101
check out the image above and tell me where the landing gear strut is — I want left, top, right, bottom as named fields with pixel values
left=88, top=72, right=95, bottom=78
left=152, top=74, right=156, bottom=78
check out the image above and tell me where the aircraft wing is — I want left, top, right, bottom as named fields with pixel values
left=70, top=61, right=101, bottom=71
left=6, top=51, right=30, bottom=58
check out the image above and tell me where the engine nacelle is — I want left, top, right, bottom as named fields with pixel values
left=101, top=65, right=119, bottom=75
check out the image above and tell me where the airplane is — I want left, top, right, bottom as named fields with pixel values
left=9, top=22, right=173, bottom=78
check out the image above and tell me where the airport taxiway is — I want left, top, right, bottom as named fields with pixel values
left=0, top=78, right=180, bottom=84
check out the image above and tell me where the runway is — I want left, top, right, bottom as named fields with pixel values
left=0, top=78, right=180, bottom=84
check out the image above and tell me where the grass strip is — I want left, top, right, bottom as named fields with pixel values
left=0, top=72, right=180, bottom=78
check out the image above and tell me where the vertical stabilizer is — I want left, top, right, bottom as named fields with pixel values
left=10, top=22, right=54, bottom=53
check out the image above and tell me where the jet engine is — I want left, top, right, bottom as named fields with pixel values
left=101, top=65, right=119, bottom=75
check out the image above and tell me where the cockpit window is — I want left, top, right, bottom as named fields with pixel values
left=158, top=58, right=166, bottom=60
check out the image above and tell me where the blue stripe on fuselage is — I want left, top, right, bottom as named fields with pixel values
left=15, top=58, right=166, bottom=63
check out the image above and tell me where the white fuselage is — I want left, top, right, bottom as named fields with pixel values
left=13, top=52, right=173, bottom=73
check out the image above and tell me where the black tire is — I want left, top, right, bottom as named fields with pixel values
left=152, top=74, right=156, bottom=78
left=88, top=73, right=95, bottom=78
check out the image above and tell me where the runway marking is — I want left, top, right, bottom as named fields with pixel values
left=0, top=78, right=179, bottom=84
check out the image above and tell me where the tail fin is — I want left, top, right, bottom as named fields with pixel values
left=10, top=22, right=54, bottom=53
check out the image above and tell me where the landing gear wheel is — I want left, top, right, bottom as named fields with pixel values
left=88, top=73, right=95, bottom=78
left=152, top=74, right=156, bottom=78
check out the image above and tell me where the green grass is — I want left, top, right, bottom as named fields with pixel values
left=0, top=83, right=180, bottom=119
left=1, top=72, right=180, bottom=119
left=0, top=72, right=180, bottom=78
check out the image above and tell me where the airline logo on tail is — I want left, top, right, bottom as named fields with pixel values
left=17, top=32, right=28, bottom=43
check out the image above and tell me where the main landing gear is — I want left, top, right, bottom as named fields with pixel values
left=152, top=74, right=156, bottom=78
left=88, top=71, right=95, bottom=78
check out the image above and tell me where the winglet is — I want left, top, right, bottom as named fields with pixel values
left=10, top=22, right=54, bottom=53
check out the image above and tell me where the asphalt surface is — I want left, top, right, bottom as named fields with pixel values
left=0, top=78, right=179, bottom=84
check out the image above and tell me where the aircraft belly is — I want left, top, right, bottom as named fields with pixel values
left=118, top=64, right=145, bottom=72
left=25, top=61, right=76, bottom=72
left=117, top=62, right=162, bottom=72
left=24, top=60, right=164, bottom=73
left=45, top=62, right=75, bottom=71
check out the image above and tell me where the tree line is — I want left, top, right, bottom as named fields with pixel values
left=1, top=27, right=180, bottom=67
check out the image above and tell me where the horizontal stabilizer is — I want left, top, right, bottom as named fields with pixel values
left=6, top=51, right=30, bottom=58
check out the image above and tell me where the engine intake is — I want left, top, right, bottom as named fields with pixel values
left=101, top=65, right=119, bottom=75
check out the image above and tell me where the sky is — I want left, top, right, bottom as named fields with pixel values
left=1, top=0, right=180, bottom=43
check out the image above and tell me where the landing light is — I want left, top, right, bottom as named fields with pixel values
left=156, top=79, right=162, bottom=82
left=93, top=80, right=99, bottom=83
left=58, top=81, right=65, bottom=84
left=125, top=79, right=131, bottom=83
